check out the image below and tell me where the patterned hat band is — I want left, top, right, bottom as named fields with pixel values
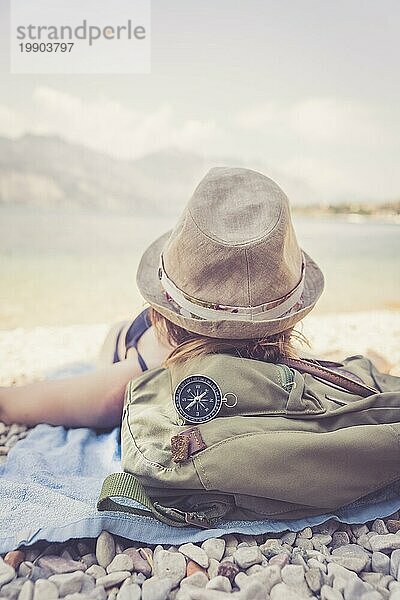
left=157, top=253, right=306, bottom=322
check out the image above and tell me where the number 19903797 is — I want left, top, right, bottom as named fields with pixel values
left=19, top=42, right=74, bottom=52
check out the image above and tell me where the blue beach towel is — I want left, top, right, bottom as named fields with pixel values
left=1, top=363, right=400, bottom=554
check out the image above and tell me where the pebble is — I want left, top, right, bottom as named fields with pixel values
left=316, top=520, right=341, bottom=536
left=305, top=566, right=324, bottom=593
left=331, top=532, right=350, bottom=550
left=281, top=563, right=312, bottom=597
left=207, top=559, right=219, bottom=580
left=33, top=578, right=59, bottom=599
left=281, top=531, right=297, bottom=545
left=139, top=547, right=153, bottom=562
left=116, top=583, right=141, bottom=600
left=85, top=565, right=106, bottom=580
left=360, top=572, right=384, bottom=586
left=1, top=577, right=27, bottom=598
left=178, top=544, right=209, bottom=569
left=205, top=575, right=231, bottom=592
left=80, top=574, right=95, bottom=593
left=308, top=557, right=327, bottom=573
left=372, top=519, right=389, bottom=535
left=312, top=534, right=333, bottom=548
left=180, top=572, right=208, bottom=588
left=298, top=527, right=313, bottom=539
left=295, top=537, right=314, bottom=551
left=320, top=584, right=344, bottom=600
left=216, top=561, right=239, bottom=584
left=269, top=552, right=290, bottom=569
left=252, top=564, right=282, bottom=594
left=291, top=550, right=309, bottom=570
left=89, top=588, right=107, bottom=600
left=281, top=564, right=306, bottom=585
left=343, top=577, right=373, bottom=600
left=351, top=524, right=369, bottom=538
left=18, top=580, right=34, bottom=600
left=4, top=551, right=25, bottom=570
left=357, top=532, right=377, bottom=551
left=131, top=572, right=147, bottom=586
left=260, top=538, right=283, bottom=552
left=223, top=534, right=238, bottom=549
left=141, top=576, right=173, bottom=600
left=270, top=582, right=309, bottom=600
left=361, top=593, right=386, bottom=600
left=391, top=549, right=400, bottom=579
left=81, top=554, right=97, bottom=569
left=153, top=549, right=186, bottom=587
left=19, top=562, right=33, bottom=578
left=201, top=539, right=225, bottom=562
left=381, top=573, right=394, bottom=587
left=233, top=546, right=262, bottom=569
left=6, top=434, right=20, bottom=447
left=240, top=579, right=268, bottom=600
left=120, top=548, right=150, bottom=577
left=370, top=534, right=400, bottom=553
left=387, top=520, right=400, bottom=534
left=330, top=544, right=370, bottom=572
left=106, top=555, right=133, bottom=574
left=372, top=551, right=390, bottom=575
left=246, top=564, right=263, bottom=576
left=29, top=565, right=54, bottom=582
left=25, top=549, right=40, bottom=563
left=0, top=557, right=16, bottom=587
left=38, top=556, right=86, bottom=574
left=76, top=543, right=91, bottom=556
left=234, top=571, right=248, bottom=590
left=95, top=571, right=131, bottom=589
left=327, top=562, right=359, bottom=584
left=95, top=532, right=116, bottom=569
left=186, top=560, right=208, bottom=579
left=49, top=571, right=84, bottom=596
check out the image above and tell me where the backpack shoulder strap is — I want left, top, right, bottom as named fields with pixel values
left=97, top=472, right=230, bottom=529
left=280, top=357, right=378, bottom=398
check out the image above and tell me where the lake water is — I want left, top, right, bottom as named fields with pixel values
left=0, top=207, right=399, bottom=328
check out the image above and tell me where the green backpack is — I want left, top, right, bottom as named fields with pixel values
left=98, top=353, right=400, bottom=528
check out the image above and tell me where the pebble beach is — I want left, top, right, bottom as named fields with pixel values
left=1, top=310, right=400, bottom=599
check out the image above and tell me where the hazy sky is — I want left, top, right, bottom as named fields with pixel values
left=1, top=0, right=399, bottom=203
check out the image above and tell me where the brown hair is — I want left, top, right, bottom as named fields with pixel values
left=148, top=306, right=306, bottom=367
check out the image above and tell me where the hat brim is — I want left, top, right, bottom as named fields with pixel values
left=136, top=229, right=324, bottom=339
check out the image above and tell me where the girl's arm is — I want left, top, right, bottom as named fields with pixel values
left=0, top=357, right=143, bottom=429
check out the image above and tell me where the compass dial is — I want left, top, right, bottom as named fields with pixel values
left=173, top=375, right=222, bottom=423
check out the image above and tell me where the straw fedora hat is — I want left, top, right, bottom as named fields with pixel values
left=136, top=167, right=324, bottom=339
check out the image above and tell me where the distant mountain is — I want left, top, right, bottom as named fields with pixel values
left=0, top=134, right=219, bottom=214
left=0, top=134, right=316, bottom=212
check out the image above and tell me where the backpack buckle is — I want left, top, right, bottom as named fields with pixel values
left=184, top=512, right=212, bottom=529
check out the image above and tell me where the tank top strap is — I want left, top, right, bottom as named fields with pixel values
left=113, top=307, right=151, bottom=371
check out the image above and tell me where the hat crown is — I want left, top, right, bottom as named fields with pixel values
left=163, top=167, right=303, bottom=308
left=188, top=167, right=283, bottom=244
